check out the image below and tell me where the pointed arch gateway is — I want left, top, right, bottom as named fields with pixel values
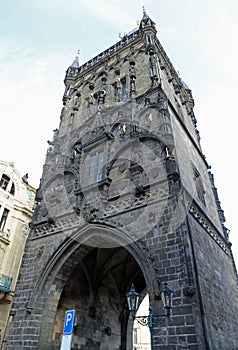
left=34, top=224, right=157, bottom=349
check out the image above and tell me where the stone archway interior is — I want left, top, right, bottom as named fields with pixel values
left=52, top=245, right=146, bottom=350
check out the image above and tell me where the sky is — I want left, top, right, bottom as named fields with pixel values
left=0, top=0, right=237, bottom=265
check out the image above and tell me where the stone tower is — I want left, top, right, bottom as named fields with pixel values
left=5, top=9, right=238, bottom=350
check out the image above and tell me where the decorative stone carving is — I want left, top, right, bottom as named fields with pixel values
left=72, top=91, right=81, bottom=111
left=183, top=286, right=196, bottom=297
left=149, top=54, right=159, bottom=85
left=189, top=205, right=230, bottom=256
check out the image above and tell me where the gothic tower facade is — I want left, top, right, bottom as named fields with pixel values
left=5, top=9, right=238, bottom=350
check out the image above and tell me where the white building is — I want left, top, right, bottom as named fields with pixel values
left=133, top=295, right=151, bottom=350
left=0, top=161, right=35, bottom=348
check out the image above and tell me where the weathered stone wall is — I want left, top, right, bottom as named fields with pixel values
left=171, top=110, right=223, bottom=234
left=189, top=213, right=238, bottom=349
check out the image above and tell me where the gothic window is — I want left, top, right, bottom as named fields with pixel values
left=0, top=208, right=9, bottom=231
left=121, top=78, right=127, bottom=100
left=89, top=151, right=104, bottom=184
left=114, top=85, right=118, bottom=100
left=0, top=174, right=10, bottom=191
left=193, top=167, right=206, bottom=206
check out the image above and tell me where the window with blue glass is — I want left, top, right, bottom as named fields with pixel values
left=121, top=78, right=127, bottom=100
left=89, top=151, right=104, bottom=184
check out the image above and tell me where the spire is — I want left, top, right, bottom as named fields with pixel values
left=142, top=6, right=149, bottom=20
left=140, top=6, right=156, bottom=28
left=71, top=50, right=80, bottom=68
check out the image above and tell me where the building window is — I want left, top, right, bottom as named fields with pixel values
left=193, top=167, right=205, bottom=206
left=121, top=78, right=127, bottom=100
left=89, top=151, right=104, bottom=185
left=0, top=208, right=9, bottom=231
left=0, top=174, right=10, bottom=191
left=10, top=183, right=15, bottom=196
left=133, top=328, right=138, bottom=345
left=114, top=85, right=119, bottom=101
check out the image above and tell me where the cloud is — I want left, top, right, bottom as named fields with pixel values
left=19, top=0, right=140, bottom=31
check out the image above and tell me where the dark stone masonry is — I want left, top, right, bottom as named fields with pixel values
left=4, top=8, right=238, bottom=350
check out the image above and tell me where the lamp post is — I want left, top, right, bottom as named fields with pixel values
left=126, top=282, right=173, bottom=350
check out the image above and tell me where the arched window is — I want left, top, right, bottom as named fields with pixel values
left=0, top=174, right=10, bottom=191
left=10, top=182, right=15, bottom=196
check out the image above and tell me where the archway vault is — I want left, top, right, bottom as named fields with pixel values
left=29, top=223, right=158, bottom=349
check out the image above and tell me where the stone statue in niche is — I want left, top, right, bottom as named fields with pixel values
left=158, top=89, right=168, bottom=111
left=149, top=54, right=159, bottom=84
left=114, top=77, right=121, bottom=102
left=129, top=63, right=136, bottom=79
left=73, top=92, right=81, bottom=111
left=130, top=76, right=136, bottom=96
left=72, top=143, right=82, bottom=160
left=118, top=123, right=127, bottom=136
left=87, top=93, right=94, bottom=108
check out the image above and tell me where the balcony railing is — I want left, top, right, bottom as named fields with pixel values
left=0, top=273, right=12, bottom=293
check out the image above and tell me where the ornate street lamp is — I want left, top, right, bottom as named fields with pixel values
left=126, top=282, right=173, bottom=349
left=126, top=284, right=140, bottom=319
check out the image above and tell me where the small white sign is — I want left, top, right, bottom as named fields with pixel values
left=60, top=334, right=73, bottom=350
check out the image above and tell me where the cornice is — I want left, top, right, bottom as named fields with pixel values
left=189, top=204, right=230, bottom=257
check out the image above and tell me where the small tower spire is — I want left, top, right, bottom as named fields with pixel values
left=142, top=6, right=149, bottom=20
left=140, top=6, right=156, bottom=28
left=71, top=50, right=80, bottom=68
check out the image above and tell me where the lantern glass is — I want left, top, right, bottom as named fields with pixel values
left=160, top=281, right=173, bottom=309
left=126, top=284, right=140, bottom=315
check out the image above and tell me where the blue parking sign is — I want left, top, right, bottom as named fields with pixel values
left=63, top=310, right=75, bottom=335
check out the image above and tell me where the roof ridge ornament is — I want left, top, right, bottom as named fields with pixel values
left=142, top=5, right=149, bottom=20
left=71, top=50, right=80, bottom=68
